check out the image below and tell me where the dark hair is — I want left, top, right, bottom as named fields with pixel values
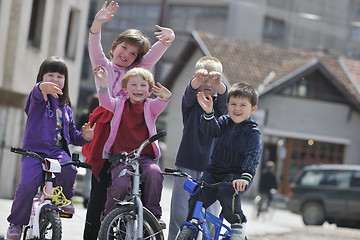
left=227, top=82, right=258, bottom=106
left=36, top=56, right=71, bottom=107
left=109, top=29, right=151, bottom=66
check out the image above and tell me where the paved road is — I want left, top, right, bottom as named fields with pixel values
left=1, top=175, right=359, bottom=239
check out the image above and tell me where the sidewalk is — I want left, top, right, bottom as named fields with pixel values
left=0, top=176, right=292, bottom=239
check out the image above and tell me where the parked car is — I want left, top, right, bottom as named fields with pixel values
left=286, top=164, right=360, bottom=228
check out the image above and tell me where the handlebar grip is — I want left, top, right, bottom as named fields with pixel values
left=164, top=168, right=179, bottom=173
left=149, top=130, right=167, bottom=143
left=10, top=146, right=26, bottom=154
left=77, top=162, right=92, bottom=169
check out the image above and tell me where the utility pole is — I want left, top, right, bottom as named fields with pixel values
left=154, top=0, right=169, bottom=83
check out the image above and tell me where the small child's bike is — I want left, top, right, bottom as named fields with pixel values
left=163, top=168, right=247, bottom=240
left=98, top=130, right=166, bottom=240
left=10, top=147, right=92, bottom=240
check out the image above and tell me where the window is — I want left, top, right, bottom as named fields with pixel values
left=286, top=138, right=346, bottom=181
left=170, top=6, right=227, bottom=33
left=350, top=171, right=360, bottom=188
left=279, top=70, right=347, bottom=103
left=28, top=0, right=46, bottom=48
left=65, top=8, right=80, bottom=59
left=107, top=4, right=161, bottom=32
left=263, top=16, right=285, bottom=39
left=300, top=170, right=323, bottom=186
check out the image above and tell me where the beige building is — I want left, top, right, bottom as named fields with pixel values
left=0, top=0, right=90, bottom=198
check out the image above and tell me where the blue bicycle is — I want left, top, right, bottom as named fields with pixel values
left=163, top=168, right=246, bottom=240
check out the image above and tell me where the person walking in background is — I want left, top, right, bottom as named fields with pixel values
left=6, top=56, right=95, bottom=240
left=190, top=82, right=262, bottom=240
left=93, top=66, right=171, bottom=227
left=168, top=56, right=228, bottom=240
left=83, top=1, right=175, bottom=239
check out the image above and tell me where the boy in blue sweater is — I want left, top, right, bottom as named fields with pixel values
left=168, top=56, right=228, bottom=240
left=191, top=82, right=262, bottom=240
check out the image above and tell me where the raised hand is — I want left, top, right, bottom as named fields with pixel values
left=93, top=65, right=108, bottom=88
left=152, top=82, right=171, bottom=101
left=154, top=25, right=175, bottom=46
left=95, top=1, right=119, bottom=24
left=194, top=69, right=209, bottom=83
left=197, top=92, right=213, bottom=114
left=39, top=82, right=63, bottom=101
left=82, top=122, right=96, bottom=141
left=91, top=1, right=119, bottom=34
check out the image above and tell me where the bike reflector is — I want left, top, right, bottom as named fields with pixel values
left=43, top=158, right=62, bottom=173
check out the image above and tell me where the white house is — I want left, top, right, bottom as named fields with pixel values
left=163, top=31, right=360, bottom=195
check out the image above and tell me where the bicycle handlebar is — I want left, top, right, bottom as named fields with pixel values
left=108, top=130, right=167, bottom=167
left=163, top=168, right=233, bottom=189
left=10, top=146, right=92, bottom=169
left=148, top=130, right=167, bottom=143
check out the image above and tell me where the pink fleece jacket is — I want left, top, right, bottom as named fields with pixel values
left=89, top=31, right=169, bottom=97
left=98, top=86, right=169, bottom=160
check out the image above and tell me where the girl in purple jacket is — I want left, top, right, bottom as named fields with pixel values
left=6, top=56, right=95, bottom=240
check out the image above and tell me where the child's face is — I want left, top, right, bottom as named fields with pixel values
left=124, top=75, right=150, bottom=104
left=199, top=80, right=216, bottom=98
left=112, top=42, right=139, bottom=68
left=227, top=96, right=257, bottom=125
left=43, top=72, right=65, bottom=89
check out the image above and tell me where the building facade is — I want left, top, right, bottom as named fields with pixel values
left=0, top=0, right=90, bottom=198
left=163, top=31, right=360, bottom=196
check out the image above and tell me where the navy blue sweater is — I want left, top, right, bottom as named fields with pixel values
left=200, top=114, right=262, bottom=182
left=175, top=82, right=228, bottom=171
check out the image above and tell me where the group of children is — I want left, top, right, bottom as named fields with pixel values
left=6, top=1, right=262, bottom=240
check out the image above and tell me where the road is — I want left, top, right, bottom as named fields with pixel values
left=1, top=175, right=360, bottom=239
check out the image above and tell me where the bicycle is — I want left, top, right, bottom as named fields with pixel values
left=163, top=168, right=247, bottom=240
left=98, top=130, right=167, bottom=240
left=10, top=146, right=92, bottom=240
left=252, top=189, right=277, bottom=220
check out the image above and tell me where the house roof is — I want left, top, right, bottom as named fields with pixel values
left=165, top=30, right=360, bottom=111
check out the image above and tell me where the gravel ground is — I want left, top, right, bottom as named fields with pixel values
left=249, top=225, right=360, bottom=240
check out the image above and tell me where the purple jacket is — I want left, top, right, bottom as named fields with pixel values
left=22, top=83, right=89, bottom=155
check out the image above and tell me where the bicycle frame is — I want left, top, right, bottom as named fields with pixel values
left=10, top=147, right=92, bottom=239
left=107, top=130, right=166, bottom=239
left=164, top=169, right=232, bottom=240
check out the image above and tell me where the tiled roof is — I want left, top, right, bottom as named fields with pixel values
left=194, top=31, right=360, bottom=105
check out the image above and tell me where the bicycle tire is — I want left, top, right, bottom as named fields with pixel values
left=176, top=225, right=196, bottom=240
left=38, top=210, right=62, bottom=240
left=98, top=205, right=164, bottom=240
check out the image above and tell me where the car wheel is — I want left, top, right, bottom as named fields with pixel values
left=302, top=202, right=326, bottom=225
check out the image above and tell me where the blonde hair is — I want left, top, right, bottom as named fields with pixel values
left=195, top=56, right=223, bottom=73
left=121, top=68, right=155, bottom=91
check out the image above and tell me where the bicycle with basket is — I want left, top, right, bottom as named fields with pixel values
left=98, top=130, right=167, bottom=240
left=163, top=168, right=247, bottom=240
left=10, top=146, right=92, bottom=240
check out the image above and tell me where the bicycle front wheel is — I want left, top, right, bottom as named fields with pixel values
left=98, top=205, right=164, bottom=240
left=176, top=225, right=196, bottom=240
left=39, top=210, right=62, bottom=240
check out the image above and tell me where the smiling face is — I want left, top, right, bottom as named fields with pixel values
left=227, top=96, right=257, bottom=125
left=123, top=75, right=150, bottom=104
left=43, top=72, right=65, bottom=89
left=112, top=42, right=139, bottom=68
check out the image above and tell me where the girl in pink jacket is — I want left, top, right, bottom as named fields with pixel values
left=93, top=66, right=171, bottom=224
